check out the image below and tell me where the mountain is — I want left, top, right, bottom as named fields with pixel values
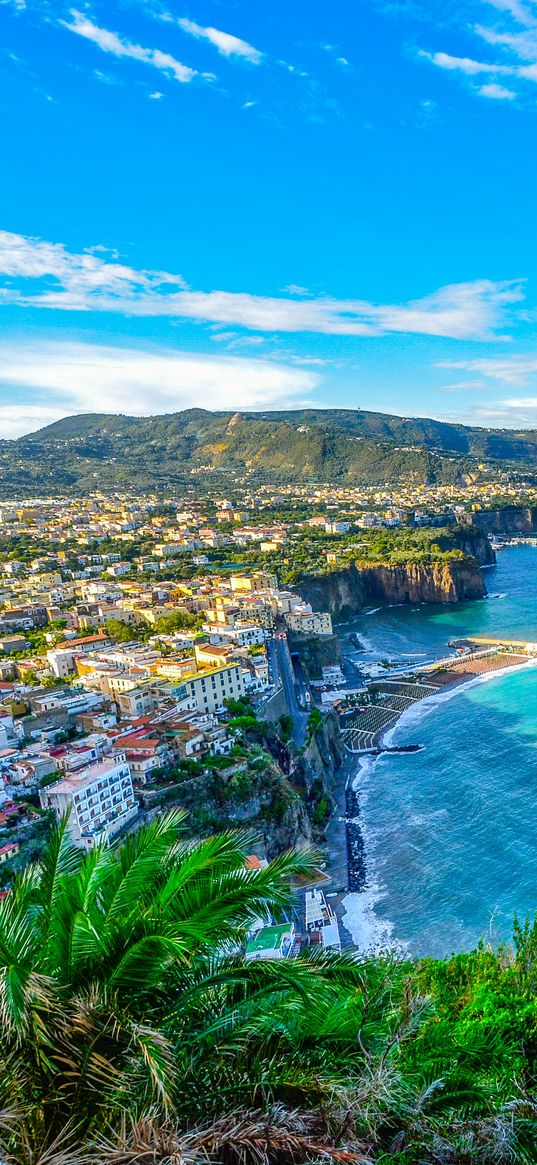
left=3, top=406, right=537, bottom=494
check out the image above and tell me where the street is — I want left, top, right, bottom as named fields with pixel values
left=273, top=634, right=309, bottom=748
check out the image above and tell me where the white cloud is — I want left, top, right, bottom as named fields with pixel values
left=479, top=81, right=517, bottom=96
left=0, top=341, right=319, bottom=437
left=475, top=22, right=537, bottom=57
left=322, top=43, right=351, bottom=68
left=0, top=227, right=186, bottom=304
left=177, top=18, right=262, bottom=64
left=0, top=404, right=68, bottom=438
left=420, top=50, right=509, bottom=74
left=62, top=10, right=198, bottom=84
left=502, top=395, right=537, bottom=404
left=0, top=230, right=523, bottom=339
left=438, top=354, right=537, bottom=384
left=442, top=380, right=492, bottom=390
left=484, top=0, right=537, bottom=28
left=421, top=0, right=537, bottom=102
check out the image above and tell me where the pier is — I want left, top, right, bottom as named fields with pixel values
left=465, top=637, right=537, bottom=653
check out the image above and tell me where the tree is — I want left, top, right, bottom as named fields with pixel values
left=0, top=812, right=369, bottom=1163
left=106, top=618, right=136, bottom=642
left=2, top=813, right=537, bottom=1164
left=279, top=713, right=293, bottom=741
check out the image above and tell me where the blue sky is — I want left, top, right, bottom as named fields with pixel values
left=1, top=0, right=537, bottom=435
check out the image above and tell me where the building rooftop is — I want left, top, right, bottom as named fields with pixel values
left=46, top=754, right=127, bottom=794
left=245, top=924, right=291, bottom=954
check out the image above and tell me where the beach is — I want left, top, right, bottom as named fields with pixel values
left=339, top=646, right=535, bottom=754
left=338, top=650, right=537, bottom=955
left=380, top=655, right=537, bottom=749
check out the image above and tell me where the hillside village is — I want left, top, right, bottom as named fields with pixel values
left=0, top=475, right=530, bottom=930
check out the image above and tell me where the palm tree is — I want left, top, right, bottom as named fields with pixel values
left=0, top=810, right=376, bottom=1163
left=1, top=810, right=532, bottom=1165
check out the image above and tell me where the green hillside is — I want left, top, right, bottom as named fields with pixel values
left=3, top=406, right=537, bottom=493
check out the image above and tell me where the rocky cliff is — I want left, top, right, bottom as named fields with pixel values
left=154, top=712, right=346, bottom=857
left=465, top=507, right=537, bottom=535
left=287, top=632, right=343, bottom=679
left=450, top=526, right=496, bottom=565
left=297, top=557, right=487, bottom=621
left=159, top=755, right=312, bottom=858
left=293, top=711, right=345, bottom=826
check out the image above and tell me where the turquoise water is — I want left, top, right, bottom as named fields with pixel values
left=342, top=544, right=537, bottom=958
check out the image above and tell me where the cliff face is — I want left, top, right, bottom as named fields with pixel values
left=449, top=526, right=496, bottom=565
left=297, top=557, right=486, bottom=621
left=152, top=714, right=346, bottom=858
left=287, top=632, right=342, bottom=680
left=293, top=712, right=345, bottom=790
left=162, top=758, right=313, bottom=858
left=465, top=507, right=537, bottom=535
left=292, top=712, right=345, bottom=840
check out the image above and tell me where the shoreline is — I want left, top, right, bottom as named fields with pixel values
left=379, top=655, right=537, bottom=750
left=336, top=653, right=537, bottom=954
left=339, top=649, right=536, bottom=755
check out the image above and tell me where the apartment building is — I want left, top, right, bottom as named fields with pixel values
left=47, top=633, right=112, bottom=678
left=285, top=610, right=333, bottom=636
left=182, top=662, right=245, bottom=713
left=40, top=752, right=138, bottom=848
left=208, top=623, right=267, bottom=648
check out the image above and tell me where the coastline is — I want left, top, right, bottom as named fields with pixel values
left=338, top=654, right=537, bottom=954
left=339, top=648, right=535, bottom=755
left=380, top=655, right=537, bottom=750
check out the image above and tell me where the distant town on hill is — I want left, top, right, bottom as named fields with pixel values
left=5, top=406, right=537, bottom=495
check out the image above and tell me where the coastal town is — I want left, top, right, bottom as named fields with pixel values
left=8, top=0, right=537, bottom=1150
left=0, top=480, right=534, bottom=955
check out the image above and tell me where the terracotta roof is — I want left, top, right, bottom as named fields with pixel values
left=245, top=855, right=262, bottom=870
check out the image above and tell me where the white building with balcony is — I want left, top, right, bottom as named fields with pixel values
left=39, top=752, right=138, bottom=848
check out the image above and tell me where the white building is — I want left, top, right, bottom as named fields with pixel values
left=304, top=889, right=341, bottom=953
left=285, top=610, right=333, bottom=636
left=209, top=623, right=266, bottom=648
left=39, top=753, right=138, bottom=848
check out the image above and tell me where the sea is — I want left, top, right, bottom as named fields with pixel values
left=341, top=542, right=537, bottom=959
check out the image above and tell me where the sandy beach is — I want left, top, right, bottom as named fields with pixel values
left=339, top=648, right=535, bottom=754
left=380, top=654, right=537, bottom=749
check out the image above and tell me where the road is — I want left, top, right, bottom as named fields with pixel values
left=266, top=636, right=280, bottom=691
left=274, top=634, right=309, bottom=748
left=291, top=650, right=310, bottom=711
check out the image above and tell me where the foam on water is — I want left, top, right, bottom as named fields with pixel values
left=341, top=882, right=405, bottom=954
left=341, top=545, right=537, bottom=956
